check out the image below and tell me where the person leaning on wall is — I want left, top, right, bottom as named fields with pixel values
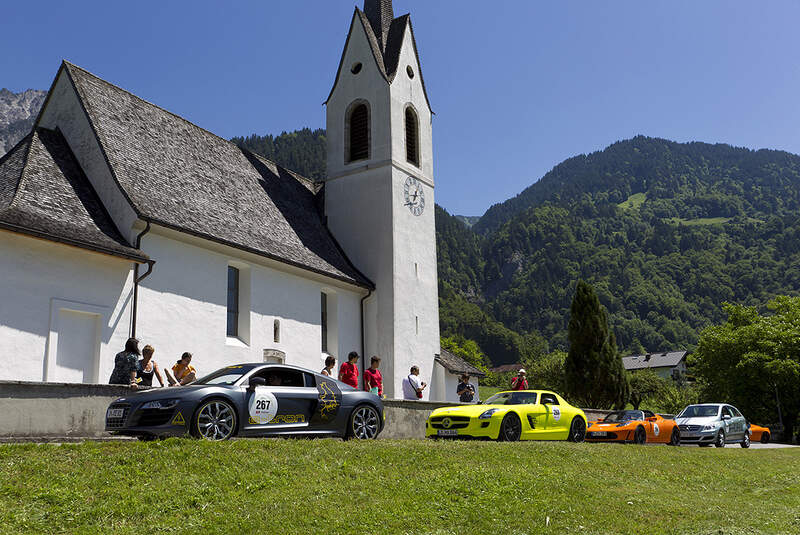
left=137, top=345, right=166, bottom=388
left=109, top=337, right=140, bottom=389
left=168, top=352, right=197, bottom=386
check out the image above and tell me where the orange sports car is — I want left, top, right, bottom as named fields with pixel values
left=748, top=423, right=771, bottom=444
left=586, top=410, right=681, bottom=445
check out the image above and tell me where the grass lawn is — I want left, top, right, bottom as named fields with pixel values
left=2, top=440, right=799, bottom=534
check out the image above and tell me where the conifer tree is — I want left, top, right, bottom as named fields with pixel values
left=565, top=280, right=629, bottom=409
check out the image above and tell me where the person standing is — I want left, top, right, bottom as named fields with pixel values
left=402, top=366, right=427, bottom=400
left=457, top=374, right=476, bottom=403
left=363, top=356, right=383, bottom=397
left=136, top=345, right=166, bottom=388
left=510, top=368, right=528, bottom=391
left=169, top=352, right=197, bottom=386
left=109, top=338, right=140, bottom=388
left=321, top=355, right=336, bottom=377
left=338, top=352, right=360, bottom=389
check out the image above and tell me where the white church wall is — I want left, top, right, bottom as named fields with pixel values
left=37, top=70, right=139, bottom=244
left=134, top=230, right=364, bottom=378
left=0, top=231, right=134, bottom=383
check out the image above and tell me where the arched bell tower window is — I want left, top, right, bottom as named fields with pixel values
left=405, top=106, right=420, bottom=167
left=346, top=101, right=370, bottom=163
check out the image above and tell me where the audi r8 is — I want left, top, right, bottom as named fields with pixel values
left=425, top=390, right=587, bottom=442
left=105, top=363, right=384, bottom=441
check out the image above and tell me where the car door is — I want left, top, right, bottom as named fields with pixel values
left=539, top=393, right=566, bottom=438
left=728, top=406, right=746, bottom=440
left=720, top=406, right=735, bottom=440
left=643, top=411, right=666, bottom=443
left=512, top=392, right=547, bottom=439
left=240, top=367, right=318, bottom=435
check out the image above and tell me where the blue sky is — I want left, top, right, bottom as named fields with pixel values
left=3, top=1, right=800, bottom=216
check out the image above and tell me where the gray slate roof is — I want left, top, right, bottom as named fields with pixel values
left=622, top=351, right=688, bottom=371
left=61, top=62, right=371, bottom=288
left=436, top=350, right=487, bottom=378
left=0, top=128, right=148, bottom=262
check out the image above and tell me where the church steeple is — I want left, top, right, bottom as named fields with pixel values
left=364, top=0, right=394, bottom=51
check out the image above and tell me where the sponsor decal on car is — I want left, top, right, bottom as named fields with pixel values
left=172, top=412, right=186, bottom=426
left=248, top=388, right=278, bottom=424
left=551, top=407, right=561, bottom=421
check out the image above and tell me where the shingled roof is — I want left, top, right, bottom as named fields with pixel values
left=0, top=128, right=148, bottom=262
left=59, top=62, right=372, bottom=289
left=436, top=350, right=487, bottom=378
left=622, top=351, right=688, bottom=371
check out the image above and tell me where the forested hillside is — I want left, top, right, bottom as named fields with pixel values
left=236, top=130, right=800, bottom=366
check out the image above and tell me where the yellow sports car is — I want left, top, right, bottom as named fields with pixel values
left=426, top=390, right=587, bottom=442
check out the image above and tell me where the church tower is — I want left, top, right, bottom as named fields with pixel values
left=325, top=0, right=439, bottom=399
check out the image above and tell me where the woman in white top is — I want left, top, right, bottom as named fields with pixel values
left=321, top=355, right=336, bottom=377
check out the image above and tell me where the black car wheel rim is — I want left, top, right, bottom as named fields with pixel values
left=635, top=428, right=646, bottom=444
left=671, top=429, right=680, bottom=446
left=571, top=419, right=586, bottom=442
left=762, top=434, right=769, bottom=444
left=353, top=407, right=379, bottom=439
left=502, top=415, right=521, bottom=441
left=197, top=401, right=235, bottom=441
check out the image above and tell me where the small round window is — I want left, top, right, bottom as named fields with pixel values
left=406, top=66, right=415, bottom=79
left=351, top=62, right=363, bottom=74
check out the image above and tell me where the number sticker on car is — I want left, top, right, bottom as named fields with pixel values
left=248, top=388, right=278, bottom=424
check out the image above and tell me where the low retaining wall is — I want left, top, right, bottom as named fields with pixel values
left=0, top=381, right=612, bottom=440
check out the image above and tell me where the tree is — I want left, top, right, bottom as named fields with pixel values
left=440, top=335, right=489, bottom=372
left=526, top=351, right=567, bottom=393
left=628, top=370, right=669, bottom=410
left=693, top=297, right=800, bottom=442
left=565, top=280, right=629, bottom=408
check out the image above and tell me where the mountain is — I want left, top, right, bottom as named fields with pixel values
left=0, top=89, right=46, bottom=155
left=454, top=215, right=481, bottom=228
left=232, top=129, right=327, bottom=182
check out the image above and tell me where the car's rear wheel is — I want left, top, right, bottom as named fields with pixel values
left=740, top=433, right=751, bottom=449
left=714, top=430, right=726, bottom=448
left=668, top=428, right=680, bottom=446
left=346, top=405, right=380, bottom=440
left=568, top=417, right=586, bottom=443
left=633, top=426, right=647, bottom=445
left=192, top=399, right=237, bottom=441
left=761, top=432, right=770, bottom=444
left=498, top=413, right=522, bottom=442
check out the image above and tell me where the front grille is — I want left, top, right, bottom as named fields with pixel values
left=680, top=425, right=701, bottom=432
left=588, top=432, right=618, bottom=439
left=430, top=416, right=470, bottom=430
left=135, top=408, right=175, bottom=427
left=106, top=403, right=131, bottom=429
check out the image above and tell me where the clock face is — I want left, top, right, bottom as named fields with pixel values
left=403, top=176, right=425, bottom=216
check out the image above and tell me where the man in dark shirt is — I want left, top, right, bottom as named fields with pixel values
left=456, top=375, right=475, bottom=403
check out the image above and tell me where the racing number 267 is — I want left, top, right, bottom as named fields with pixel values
left=256, top=400, right=270, bottom=411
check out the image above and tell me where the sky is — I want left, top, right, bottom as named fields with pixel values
left=2, top=0, right=800, bottom=216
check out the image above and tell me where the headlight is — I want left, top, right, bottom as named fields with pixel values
left=142, top=399, right=181, bottom=410
left=615, top=423, right=630, bottom=427
left=702, top=424, right=716, bottom=431
left=479, top=409, right=500, bottom=419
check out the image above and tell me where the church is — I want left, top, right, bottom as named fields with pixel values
left=0, top=1, right=477, bottom=400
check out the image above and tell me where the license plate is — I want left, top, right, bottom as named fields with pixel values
left=592, top=432, right=607, bottom=437
left=683, top=434, right=699, bottom=439
left=437, top=429, right=458, bottom=437
left=107, top=408, right=124, bottom=419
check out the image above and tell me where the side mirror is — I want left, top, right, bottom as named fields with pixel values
left=248, top=377, right=266, bottom=391
left=722, top=414, right=731, bottom=421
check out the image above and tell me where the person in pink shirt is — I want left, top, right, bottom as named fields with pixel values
left=510, top=368, right=528, bottom=391
left=363, top=356, right=383, bottom=397
left=338, top=352, right=360, bottom=389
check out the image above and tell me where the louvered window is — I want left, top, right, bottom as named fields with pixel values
left=406, top=107, right=419, bottom=167
left=349, top=104, right=369, bottom=162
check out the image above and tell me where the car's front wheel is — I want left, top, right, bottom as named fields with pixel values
left=714, top=430, right=726, bottom=448
left=633, top=426, right=647, bottom=445
left=192, top=399, right=237, bottom=441
left=761, top=433, right=770, bottom=444
left=568, top=417, right=586, bottom=443
left=668, top=428, right=680, bottom=446
left=498, top=413, right=522, bottom=442
left=741, top=433, right=751, bottom=449
left=346, top=405, right=380, bottom=440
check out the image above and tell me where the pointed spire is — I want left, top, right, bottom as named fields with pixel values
left=364, top=0, right=394, bottom=51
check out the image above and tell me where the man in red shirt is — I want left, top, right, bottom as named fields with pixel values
left=510, top=368, right=528, bottom=390
left=363, top=356, right=383, bottom=397
left=338, top=352, right=360, bottom=389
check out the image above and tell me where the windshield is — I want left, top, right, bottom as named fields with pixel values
left=194, top=365, right=261, bottom=386
left=484, top=392, right=538, bottom=405
left=602, top=410, right=644, bottom=423
left=678, top=405, right=720, bottom=418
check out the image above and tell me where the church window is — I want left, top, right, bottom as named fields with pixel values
left=406, top=65, right=415, bottom=79
left=274, top=319, right=280, bottom=344
left=351, top=62, right=363, bottom=74
left=405, top=106, right=420, bottom=167
left=347, top=102, right=370, bottom=163
left=321, top=292, right=329, bottom=353
left=227, top=266, right=240, bottom=337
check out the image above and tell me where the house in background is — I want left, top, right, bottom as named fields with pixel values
left=432, top=350, right=486, bottom=403
left=622, top=351, right=689, bottom=381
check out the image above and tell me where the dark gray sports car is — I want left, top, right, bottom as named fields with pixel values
left=105, top=363, right=384, bottom=441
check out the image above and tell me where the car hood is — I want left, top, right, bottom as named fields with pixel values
left=430, top=404, right=509, bottom=418
left=113, top=385, right=218, bottom=403
left=675, top=416, right=718, bottom=426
